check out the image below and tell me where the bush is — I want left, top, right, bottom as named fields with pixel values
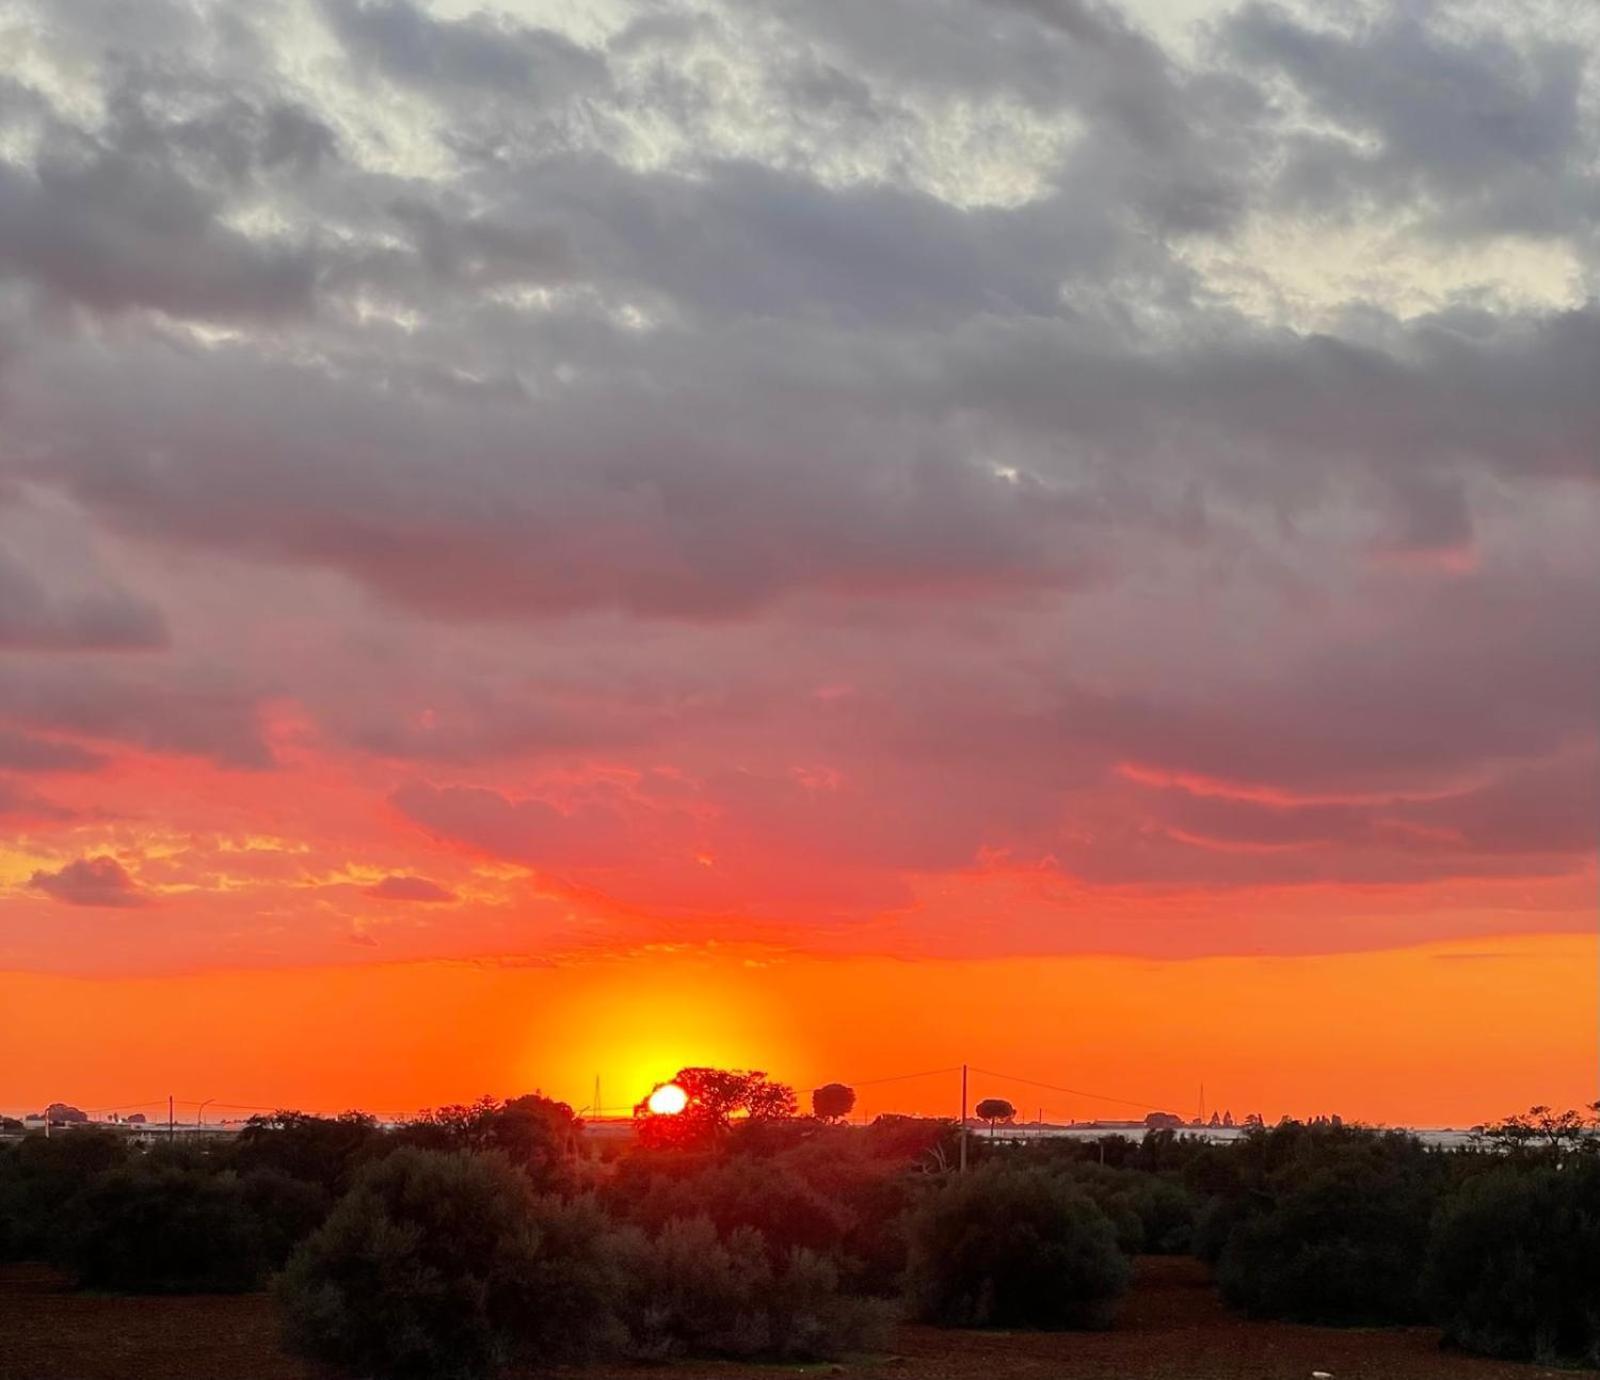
left=1056, top=1164, right=1199, bottom=1255
left=397, top=1095, right=580, bottom=1192
left=618, top=1215, right=890, bottom=1360
left=1120, top=1174, right=1199, bottom=1254
left=907, top=1167, right=1130, bottom=1329
left=230, top=1112, right=383, bottom=1194
left=60, top=1165, right=266, bottom=1292
left=1190, top=1192, right=1247, bottom=1265
left=276, top=1149, right=622, bottom=1380
left=1216, top=1151, right=1439, bottom=1324
left=0, top=1133, right=131, bottom=1262
left=608, top=1153, right=851, bottom=1258
left=1426, top=1163, right=1600, bottom=1366
left=238, top=1169, right=331, bottom=1269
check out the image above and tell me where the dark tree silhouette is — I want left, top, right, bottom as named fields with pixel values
left=230, top=1111, right=381, bottom=1193
left=976, top=1098, right=1016, bottom=1134
left=400, top=1094, right=578, bottom=1189
left=811, top=1083, right=856, bottom=1122
left=634, top=1068, right=796, bottom=1149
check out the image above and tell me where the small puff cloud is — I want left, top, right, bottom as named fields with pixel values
left=29, top=856, right=149, bottom=908
left=362, top=873, right=456, bottom=903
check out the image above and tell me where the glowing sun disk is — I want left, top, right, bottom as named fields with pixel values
left=647, top=1082, right=688, bottom=1115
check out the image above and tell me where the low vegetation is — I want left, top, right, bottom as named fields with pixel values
left=1425, top=1160, right=1600, bottom=1367
left=907, top=1165, right=1130, bottom=1328
left=2, top=1087, right=1596, bottom=1379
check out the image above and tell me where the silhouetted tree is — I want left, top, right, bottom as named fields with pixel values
left=401, top=1094, right=578, bottom=1189
left=60, top=1165, right=266, bottom=1292
left=277, top=1149, right=622, bottom=1380
left=975, top=1098, right=1016, bottom=1135
left=229, top=1111, right=381, bottom=1193
left=635, top=1069, right=796, bottom=1150
left=811, top=1083, right=856, bottom=1122
left=908, top=1167, right=1129, bottom=1328
left=1479, top=1104, right=1600, bottom=1162
left=1426, top=1160, right=1600, bottom=1365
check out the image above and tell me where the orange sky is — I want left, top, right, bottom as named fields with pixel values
left=5, top=932, right=1593, bottom=1127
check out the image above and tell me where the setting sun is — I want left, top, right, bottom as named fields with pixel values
left=646, top=1082, right=688, bottom=1116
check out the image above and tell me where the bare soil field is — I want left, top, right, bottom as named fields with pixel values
left=0, top=1257, right=1566, bottom=1380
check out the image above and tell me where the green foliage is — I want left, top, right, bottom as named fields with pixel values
left=618, top=1215, right=891, bottom=1361
left=59, top=1164, right=266, bottom=1292
left=276, top=1149, right=620, bottom=1380
left=907, top=1166, right=1130, bottom=1329
left=605, top=1151, right=851, bottom=1258
left=1058, top=1165, right=1198, bottom=1255
left=1426, top=1162, right=1600, bottom=1366
left=1213, top=1126, right=1443, bottom=1324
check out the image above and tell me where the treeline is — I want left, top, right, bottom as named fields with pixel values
left=1, top=1088, right=1597, bottom=1377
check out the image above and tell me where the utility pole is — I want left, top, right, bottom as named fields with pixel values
left=168, top=1094, right=175, bottom=1141
left=959, top=1064, right=968, bottom=1174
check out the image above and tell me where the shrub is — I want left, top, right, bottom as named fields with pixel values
left=619, top=1215, right=891, bottom=1360
left=60, top=1165, right=266, bottom=1292
left=1191, top=1192, right=1248, bottom=1265
left=1055, top=1164, right=1198, bottom=1255
left=230, top=1112, right=383, bottom=1194
left=1120, top=1174, right=1199, bottom=1254
left=907, top=1167, right=1130, bottom=1329
left=0, top=1132, right=131, bottom=1262
left=238, top=1169, right=331, bottom=1268
left=276, top=1149, right=622, bottom=1380
left=1425, top=1163, right=1600, bottom=1366
left=1216, top=1150, right=1440, bottom=1324
left=398, top=1094, right=580, bottom=1192
left=615, top=1154, right=851, bottom=1258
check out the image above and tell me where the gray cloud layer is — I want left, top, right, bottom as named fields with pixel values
left=0, top=0, right=1593, bottom=963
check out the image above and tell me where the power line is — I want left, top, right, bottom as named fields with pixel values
left=968, top=1066, right=1168, bottom=1113
left=812, top=1066, right=962, bottom=1092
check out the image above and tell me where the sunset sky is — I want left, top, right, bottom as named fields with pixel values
left=0, top=0, right=1595, bottom=1126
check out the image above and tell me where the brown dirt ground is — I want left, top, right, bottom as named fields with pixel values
left=0, top=1257, right=1568, bottom=1380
